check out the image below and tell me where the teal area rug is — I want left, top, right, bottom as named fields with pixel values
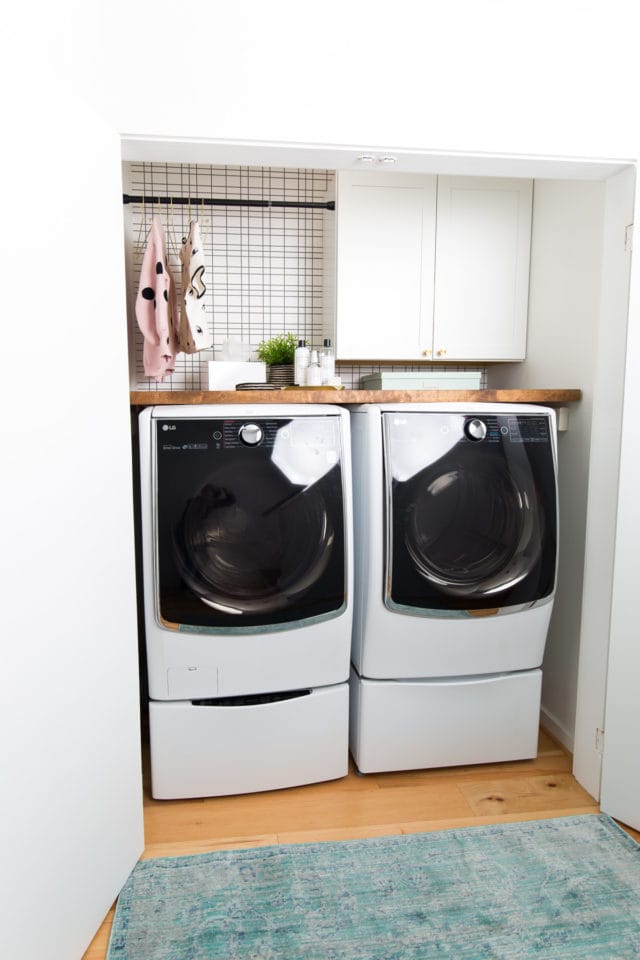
left=107, top=814, right=640, bottom=959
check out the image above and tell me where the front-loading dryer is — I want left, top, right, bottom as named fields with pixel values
left=139, top=404, right=353, bottom=798
left=348, top=403, right=558, bottom=773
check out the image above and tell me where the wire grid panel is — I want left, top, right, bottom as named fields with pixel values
left=124, top=163, right=334, bottom=391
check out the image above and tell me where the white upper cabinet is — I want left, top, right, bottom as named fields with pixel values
left=335, top=172, right=437, bottom=359
left=334, top=171, right=532, bottom=362
left=433, top=176, right=533, bottom=361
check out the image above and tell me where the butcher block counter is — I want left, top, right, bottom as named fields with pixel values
left=130, top=388, right=581, bottom=406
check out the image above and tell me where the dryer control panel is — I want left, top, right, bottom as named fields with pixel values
left=462, top=414, right=551, bottom=444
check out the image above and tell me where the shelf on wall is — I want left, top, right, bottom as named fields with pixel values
left=129, top=388, right=582, bottom=406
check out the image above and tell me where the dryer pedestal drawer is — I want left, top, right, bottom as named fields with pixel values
left=349, top=667, right=541, bottom=774
left=149, top=682, right=348, bottom=799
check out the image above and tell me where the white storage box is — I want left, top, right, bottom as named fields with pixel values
left=349, top=667, right=541, bottom=773
left=208, top=360, right=266, bottom=390
left=360, top=371, right=482, bottom=390
left=149, top=682, right=349, bottom=799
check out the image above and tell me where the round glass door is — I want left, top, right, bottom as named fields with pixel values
left=403, top=450, right=543, bottom=598
left=172, top=459, right=334, bottom=615
left=383, top=411, right=557, bottom=613
left=155, top=415, right=346, bottom=630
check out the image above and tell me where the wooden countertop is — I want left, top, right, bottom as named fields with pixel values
left=130, top=388, right=581, bottom=406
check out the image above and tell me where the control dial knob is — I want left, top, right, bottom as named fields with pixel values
left=239, top=423, right=263, bottom=446
left=464, top=418, right=487, bottom=442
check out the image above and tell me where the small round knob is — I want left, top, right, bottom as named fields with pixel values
left=239, top=423, right=263, bottom=446
left=436, top=348, right=447, bottom=357
left=422, top=348, right=432, bottom=358
left=464, top=418, right=487, bottom=442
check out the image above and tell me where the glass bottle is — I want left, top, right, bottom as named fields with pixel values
left=320, top=338, right=335, bottom=384
left=294, top=339, right=310, bottom=386
left=306, top=349, right=322, bottom=386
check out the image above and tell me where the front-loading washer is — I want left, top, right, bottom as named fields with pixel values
left=348, top=403, right=558, bottom=773
left=138, top=404, right=353, bottom=798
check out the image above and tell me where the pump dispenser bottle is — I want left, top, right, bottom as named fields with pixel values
left=320, top=338, right=335, bottom=384
left=294, top=339, right=310, bottom=385
left=306, top=349, right=322, bottom=386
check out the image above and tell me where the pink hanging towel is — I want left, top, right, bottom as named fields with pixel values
left=178, top=220, right=212, bottom=353
left=136, top=215, right=179, bottom=381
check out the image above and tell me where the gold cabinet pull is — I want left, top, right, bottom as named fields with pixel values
left=422, top=348, right=432, bottom=358
left=436, top=348, right=447, bottom=357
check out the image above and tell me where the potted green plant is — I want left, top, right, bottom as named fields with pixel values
left=256, top=332, right=298, bottom=385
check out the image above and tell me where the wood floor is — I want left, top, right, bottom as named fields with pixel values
left=82, top=728, right=622, bottom=959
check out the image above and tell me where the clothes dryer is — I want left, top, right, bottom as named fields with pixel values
left=349, top=403, right=558, bottom=773
left=139, top=404, right=353, bottom=798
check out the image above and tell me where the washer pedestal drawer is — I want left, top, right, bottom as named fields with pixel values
left=149, top=682, right=348, bottom=799
left=349, top=667, right=541, bottom=774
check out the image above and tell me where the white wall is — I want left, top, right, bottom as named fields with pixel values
left=490, top=181, right=606, bottom=749
left=0, top=9, right=144, bottom=959
left=92, top=1, right=640, bottom=163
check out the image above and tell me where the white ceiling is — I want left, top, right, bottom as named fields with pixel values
left=121, top=135, right=634, bottom=182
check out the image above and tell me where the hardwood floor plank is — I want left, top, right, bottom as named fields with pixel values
left=276, top=823, right=409, bottom=845
left=143, top=835, right=279, bottom=859
left=144, top=778, right=475, bottom=844
left=457, top=771, right=597, bottom=816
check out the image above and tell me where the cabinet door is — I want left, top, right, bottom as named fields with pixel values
left=433, top=176, right=533, bottom=361
left=336, top=172, right=436, bottom=360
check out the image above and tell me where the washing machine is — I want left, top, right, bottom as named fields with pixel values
left=349, top=403, right=558, bottom=773
left=138, top=404, right=353, bottom=798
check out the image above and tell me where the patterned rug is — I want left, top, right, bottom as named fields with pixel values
left=107, top=814, right=640, bottom=959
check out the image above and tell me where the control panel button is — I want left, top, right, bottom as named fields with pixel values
left=239, top=423, right=263, bottom=446
left=464, top=418, right=487, bottom=442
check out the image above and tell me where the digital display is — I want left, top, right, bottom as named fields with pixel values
left=507, top=416, right=550, bottom=443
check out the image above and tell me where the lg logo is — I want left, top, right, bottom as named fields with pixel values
left=161, top=424, right=177, bottom=432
